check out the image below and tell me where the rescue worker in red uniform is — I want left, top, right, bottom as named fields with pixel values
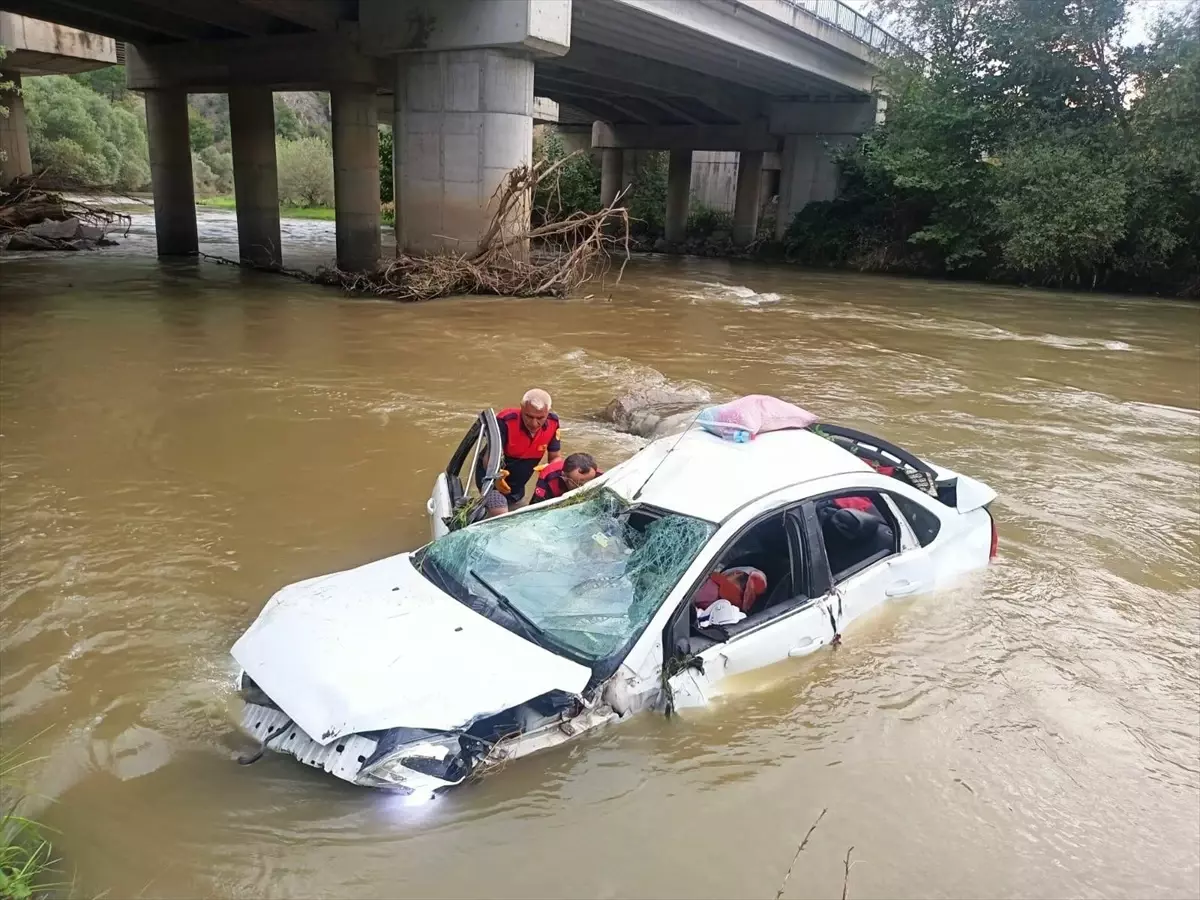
left=530, top=452, right=602, bottom=505
left=482, top=388, right=562, bottom=510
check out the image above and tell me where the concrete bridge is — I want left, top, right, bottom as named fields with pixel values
left=0, top=12, right=119, bottom=183
left=0, top=0, right=899, bottom=270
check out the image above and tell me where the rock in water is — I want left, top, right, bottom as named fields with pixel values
left=27, top=216, right=82, bottom=241
left=603, top=387, right=710, bottom=439
left=6, top=233, right=60, bottom=251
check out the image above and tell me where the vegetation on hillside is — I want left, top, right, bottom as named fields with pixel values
left=782, top=0, right=1199, bottom=296
left=22, top=75, right=150, bottom=192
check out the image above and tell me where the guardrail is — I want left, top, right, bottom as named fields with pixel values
left=784, top=0, right=912, bottom=56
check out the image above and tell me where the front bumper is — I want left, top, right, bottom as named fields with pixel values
left=240, top=702, right=380, bottom=784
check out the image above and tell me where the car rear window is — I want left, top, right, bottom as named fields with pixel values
left=890, top=494, right=941, bottom=547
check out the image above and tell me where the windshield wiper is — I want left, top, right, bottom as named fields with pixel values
left=467, top=568, right=544, bottom=641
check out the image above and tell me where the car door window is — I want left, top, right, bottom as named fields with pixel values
left=810, top=490, right=900, bottom=583
left=444, top=411, right=502, bottom=528
left=888, top=492, right=942, bottom=547
left=663, top=508, right=806, bottom=656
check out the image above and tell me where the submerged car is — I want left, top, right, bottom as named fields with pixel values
left=231, top=411, right=998, bottom=796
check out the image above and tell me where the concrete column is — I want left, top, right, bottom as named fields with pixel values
left=0, top=72, right=32, bottom=186
left=229, top=87, right=282, bottom=268
left=664, top=148, right=692, bottom=244
left=775, top=135, right=843, bottom=240
left=397, top=49, right=534, bottom=256
left=733, top=151, right=764, bottom=246
left=621, top=150, right=638, bottom=197
left=144, top=89, right=198, bottom=256
left=599, top=147, right=621, bottom=207
left=331, top=85, right=380, bottom=272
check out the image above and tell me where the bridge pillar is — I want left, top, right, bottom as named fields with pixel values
left=600, top=147, right=622, bottom=207
left=395, top=49, right=534, bottom=256
left=331, top=85, right=381, bottom=272
left=774, top=135, right=849, bottom=240
left=145, top=89, right=198, bottom=257
left=0, top=72, right=32, bottom=186
left=733, top=151, right=764, bottom=245
left=229, top=87, right=282, bottom=269
left=770, top=99, right=882, bottom=239
left=664, top=149, right=692, bottom=244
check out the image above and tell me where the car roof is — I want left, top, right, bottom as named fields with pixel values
left=604, top=426, right=872, bottom=523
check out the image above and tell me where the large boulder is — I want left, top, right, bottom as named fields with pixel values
left=603, top=387, right=710, bottom=439
left=27, top=216, right=82, bottom=241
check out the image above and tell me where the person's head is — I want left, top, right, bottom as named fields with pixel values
left=520, top=388, right=552, bottom=432
left=563, top=452, right=599, bottom=489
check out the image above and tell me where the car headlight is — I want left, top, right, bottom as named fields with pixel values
left=354, top=734, right=474, bottom=793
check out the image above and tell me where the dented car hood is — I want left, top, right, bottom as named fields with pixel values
left=230, top=552, right=592, bottom=744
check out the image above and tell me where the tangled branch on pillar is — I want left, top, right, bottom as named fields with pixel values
left=314, top=152, right=632, bottom=301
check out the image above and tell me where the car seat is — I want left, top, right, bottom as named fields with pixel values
left=821, top=506, right=894, bottom=577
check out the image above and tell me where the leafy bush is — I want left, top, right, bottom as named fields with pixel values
left=777, top=0, right=1200, bottom=296
left=531, top=130, right=600, bottom=224
left=198, top=145, right=234, bottom=195
left=70, top=66, right=127, bottom=100
left=23, top=74, right=150, bottom=190
left=379, top=126, right=393, bottom=204
left=276, top=137, right=334, bottom=207
left=686, top=203, right=733, bottom=237
left=188, top=106, right=214, bottom=152
left=273, top=97, right=303, bottom=141
left=627, top=151, right=668, bottom=237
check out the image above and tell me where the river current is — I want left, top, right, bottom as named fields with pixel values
left=1, top=211, right=1197, bottom=899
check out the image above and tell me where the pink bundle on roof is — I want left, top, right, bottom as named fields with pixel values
left=695, top=395, right=819, bottom=443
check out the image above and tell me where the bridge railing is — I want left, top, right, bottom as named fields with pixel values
left=783, top=0, right=911, bottom=56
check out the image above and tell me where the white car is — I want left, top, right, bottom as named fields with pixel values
left=231, top=410, right=998, bottom=797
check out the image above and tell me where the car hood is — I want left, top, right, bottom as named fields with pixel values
left=230, top=552, right=592, bottom=744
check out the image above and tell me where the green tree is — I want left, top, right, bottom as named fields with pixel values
left=531, top=130, right=600, bottom=224
left=782, top=0, right=1200, bottom=296
left=379, top=125, right=393, bottom=204
left=276, top=136, right=334, bottom=207
left=22, top=74, right=150, bottom=190
left=629, top=152, right=669, bottom=237
left=188, top=106, right=214, bottom=152
left=274, top=96, right=302, bottom=141
left=70, top=66, right=127, bottom=100
left=199, top=145, right=234, bottom=194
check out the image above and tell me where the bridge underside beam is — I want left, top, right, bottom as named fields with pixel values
left=125, top=31, right=382, bottom=92
left=0, top=0, right=345, bottom=45
left=544, top=40, right=764, bottom=125
left=571, top=0, right=873, bottom=99
left=591, top=120, right=780, bottom=153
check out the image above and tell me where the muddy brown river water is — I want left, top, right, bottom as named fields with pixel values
left=1, top=212, right=1198, bottom=899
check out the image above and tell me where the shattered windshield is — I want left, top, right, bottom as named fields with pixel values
left=418, top=490, right=715, bottom=662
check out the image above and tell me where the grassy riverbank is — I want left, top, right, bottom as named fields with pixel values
left=196, top=195, right=336, bottom=221
left=1, top=746, right=62, bottom=900
left=195, top=196, right=396, bottom=225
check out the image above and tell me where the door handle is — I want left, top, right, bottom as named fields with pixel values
left=426, top=498, right=435, bottom=514
left=886, top=580, right=918, bottom=598
left=788, top=637, right=821, bottom=658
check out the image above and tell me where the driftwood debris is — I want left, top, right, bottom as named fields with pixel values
left=203, top=151, right=632, bottom=302
left=0, top=176, right=130, bottom=252
left=316, top=152, right=631, bottom=301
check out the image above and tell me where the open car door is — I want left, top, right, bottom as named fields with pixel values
left=428, top=410, right=503, bottom=541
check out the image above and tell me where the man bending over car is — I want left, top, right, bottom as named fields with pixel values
left=530, top=452, right=602, bottom=505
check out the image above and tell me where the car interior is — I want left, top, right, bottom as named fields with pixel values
left=814, top=495, right=898, bottom=581
left=664, top=493, right=903, bottom=659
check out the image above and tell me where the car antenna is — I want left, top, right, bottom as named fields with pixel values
left=631, top=410, right=705, bottom=502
